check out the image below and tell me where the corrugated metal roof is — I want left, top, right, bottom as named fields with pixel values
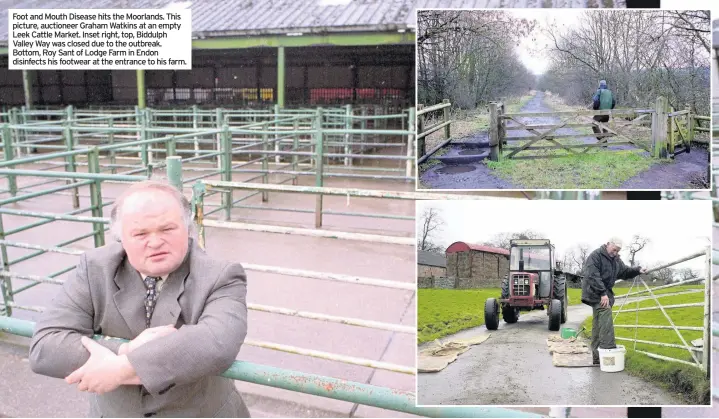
left=446, top=241, right=510, bottom=256
left=465, top=243, right=510, bottom=255
left=418, top=250, right=446, bottom=268
left=1, top=0, right=629, bottom=43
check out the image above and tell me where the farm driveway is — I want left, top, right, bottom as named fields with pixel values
left=416, top=303, right=685, bottom=406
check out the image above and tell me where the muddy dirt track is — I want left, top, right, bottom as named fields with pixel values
left=416, top=303, right=686, bottom=406
left=419, top=92, right=708, bottom=190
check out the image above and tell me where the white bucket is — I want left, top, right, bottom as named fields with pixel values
left=598, top=345, right=626, bottom=372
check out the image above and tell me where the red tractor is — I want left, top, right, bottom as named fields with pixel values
left=485, top=239, right=576, bottom=331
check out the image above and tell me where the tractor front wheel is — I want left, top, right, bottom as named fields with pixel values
left=548, top=298, right=561, bottom=331
left=485, top=298, right=499, bottom=330
left=502, top=304, right=519, bottom=324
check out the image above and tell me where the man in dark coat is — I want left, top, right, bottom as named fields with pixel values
left=591, top=79, right=616, bottom=141
left=581, top=237, right=646, bottom=364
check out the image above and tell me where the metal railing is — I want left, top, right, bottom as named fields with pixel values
left=2, top=104, right=415, bottom=182
left=611, top=249, right=711, bottom=374
left=0, top=316, right=540, bottom=419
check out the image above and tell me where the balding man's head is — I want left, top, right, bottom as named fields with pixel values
left=606, top=237, right=623, bottom=258
left=110, top=181, right=193, bottom=276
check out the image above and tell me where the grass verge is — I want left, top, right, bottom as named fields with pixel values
left=486, top=150, right=656, bottom=189
left=579, top=290, right=709, bottom=404
left=483, top=92, right=660, bottom=189
left=418, top=287, right=583, bottom=344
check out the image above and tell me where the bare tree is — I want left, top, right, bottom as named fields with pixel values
left=417, top=10, right=537, bottom=108
left=675, top=267, right=699, bottom=282
left=417, top=207, right=445, bottom=253
left=627, top=235, right=650, bottom=267
left=536, top=10, right=709, bottom=116
left=570, top=244, right=591, bottom=273
left=650, top=265, right=676, bottom=284
left=561, top=249, right=577, bottom=274
left=484, top=229, right=545, bottom=250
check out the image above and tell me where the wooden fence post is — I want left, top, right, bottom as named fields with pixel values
left=443, top=99, right=451, bottom=139
left=498, top=102, right=506, bottom=146
left=417, top=104, right=425, bottom=157
left=668, top=105, right=675, bottom=152
left=651, top=96, right=668, bottom=159
left=685, top=104, right=694, bottom=143
left=489, top=102, right=499, bottom=161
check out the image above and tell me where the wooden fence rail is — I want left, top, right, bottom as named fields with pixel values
left=416, top=99, right=451, bottom=160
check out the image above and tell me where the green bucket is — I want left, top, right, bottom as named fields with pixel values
left=561, top=327, right=577, bottom=339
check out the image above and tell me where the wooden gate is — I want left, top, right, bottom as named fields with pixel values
left=487, top=96, right=701, bottom=161
left=667, top=105, right=693, bottom=157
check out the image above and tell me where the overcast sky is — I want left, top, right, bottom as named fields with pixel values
left=418, top=200, right=711, bottom=272
left=510, top=9, right=583, bottom=76
left=509, top=7, right=713, bottom=76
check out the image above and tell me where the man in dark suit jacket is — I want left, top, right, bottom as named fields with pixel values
left=29, top=180, right=250, bottom=417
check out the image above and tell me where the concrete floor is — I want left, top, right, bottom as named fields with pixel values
left=0, top=160, right=419, bottom=417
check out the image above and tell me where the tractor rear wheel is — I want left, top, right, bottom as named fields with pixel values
left=502, top=304, right=519, bottom=324
left=485, top=298, right=499, bottom=330
left=548, top=298, right=561, bottom=331
left=553, top=275, right=568, bottom=324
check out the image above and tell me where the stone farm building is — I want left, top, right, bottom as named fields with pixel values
left=445, top=241, right=509, bottom=288
left=417, top=250, right=446, bottom=277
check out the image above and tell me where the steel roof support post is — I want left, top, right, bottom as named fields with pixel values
left=137, top=69, right=146, bottom=109
left=2, top=125, right=16, bottom=197
left=87, top=148, right=105, bottom=248
left=22, top=70, right=33, bottom=110
left=277, top=46, right=285, bottom=109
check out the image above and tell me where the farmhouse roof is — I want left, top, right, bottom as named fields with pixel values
left=417, top=250, right=446, bottom=268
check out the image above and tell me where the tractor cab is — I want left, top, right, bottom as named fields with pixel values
left=509, top=240, right=554, bottom=304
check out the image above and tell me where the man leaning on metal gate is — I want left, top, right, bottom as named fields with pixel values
left=28, top=180, right=250, bottom=418
left=581, top=237, right=647, bottom=365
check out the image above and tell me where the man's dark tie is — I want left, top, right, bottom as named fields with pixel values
left=143, top=276, right=160, bottom=328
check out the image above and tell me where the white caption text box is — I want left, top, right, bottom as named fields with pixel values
left=9, top=9, right=192, bottom=70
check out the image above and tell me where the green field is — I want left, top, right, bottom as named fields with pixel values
left=613, top=284, right=703, bottom=294
left=582, top=289, right=705, bottom=362
left=418, top=288, right=583, bottom=344
left=580, top=288, right=709, bottom=404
